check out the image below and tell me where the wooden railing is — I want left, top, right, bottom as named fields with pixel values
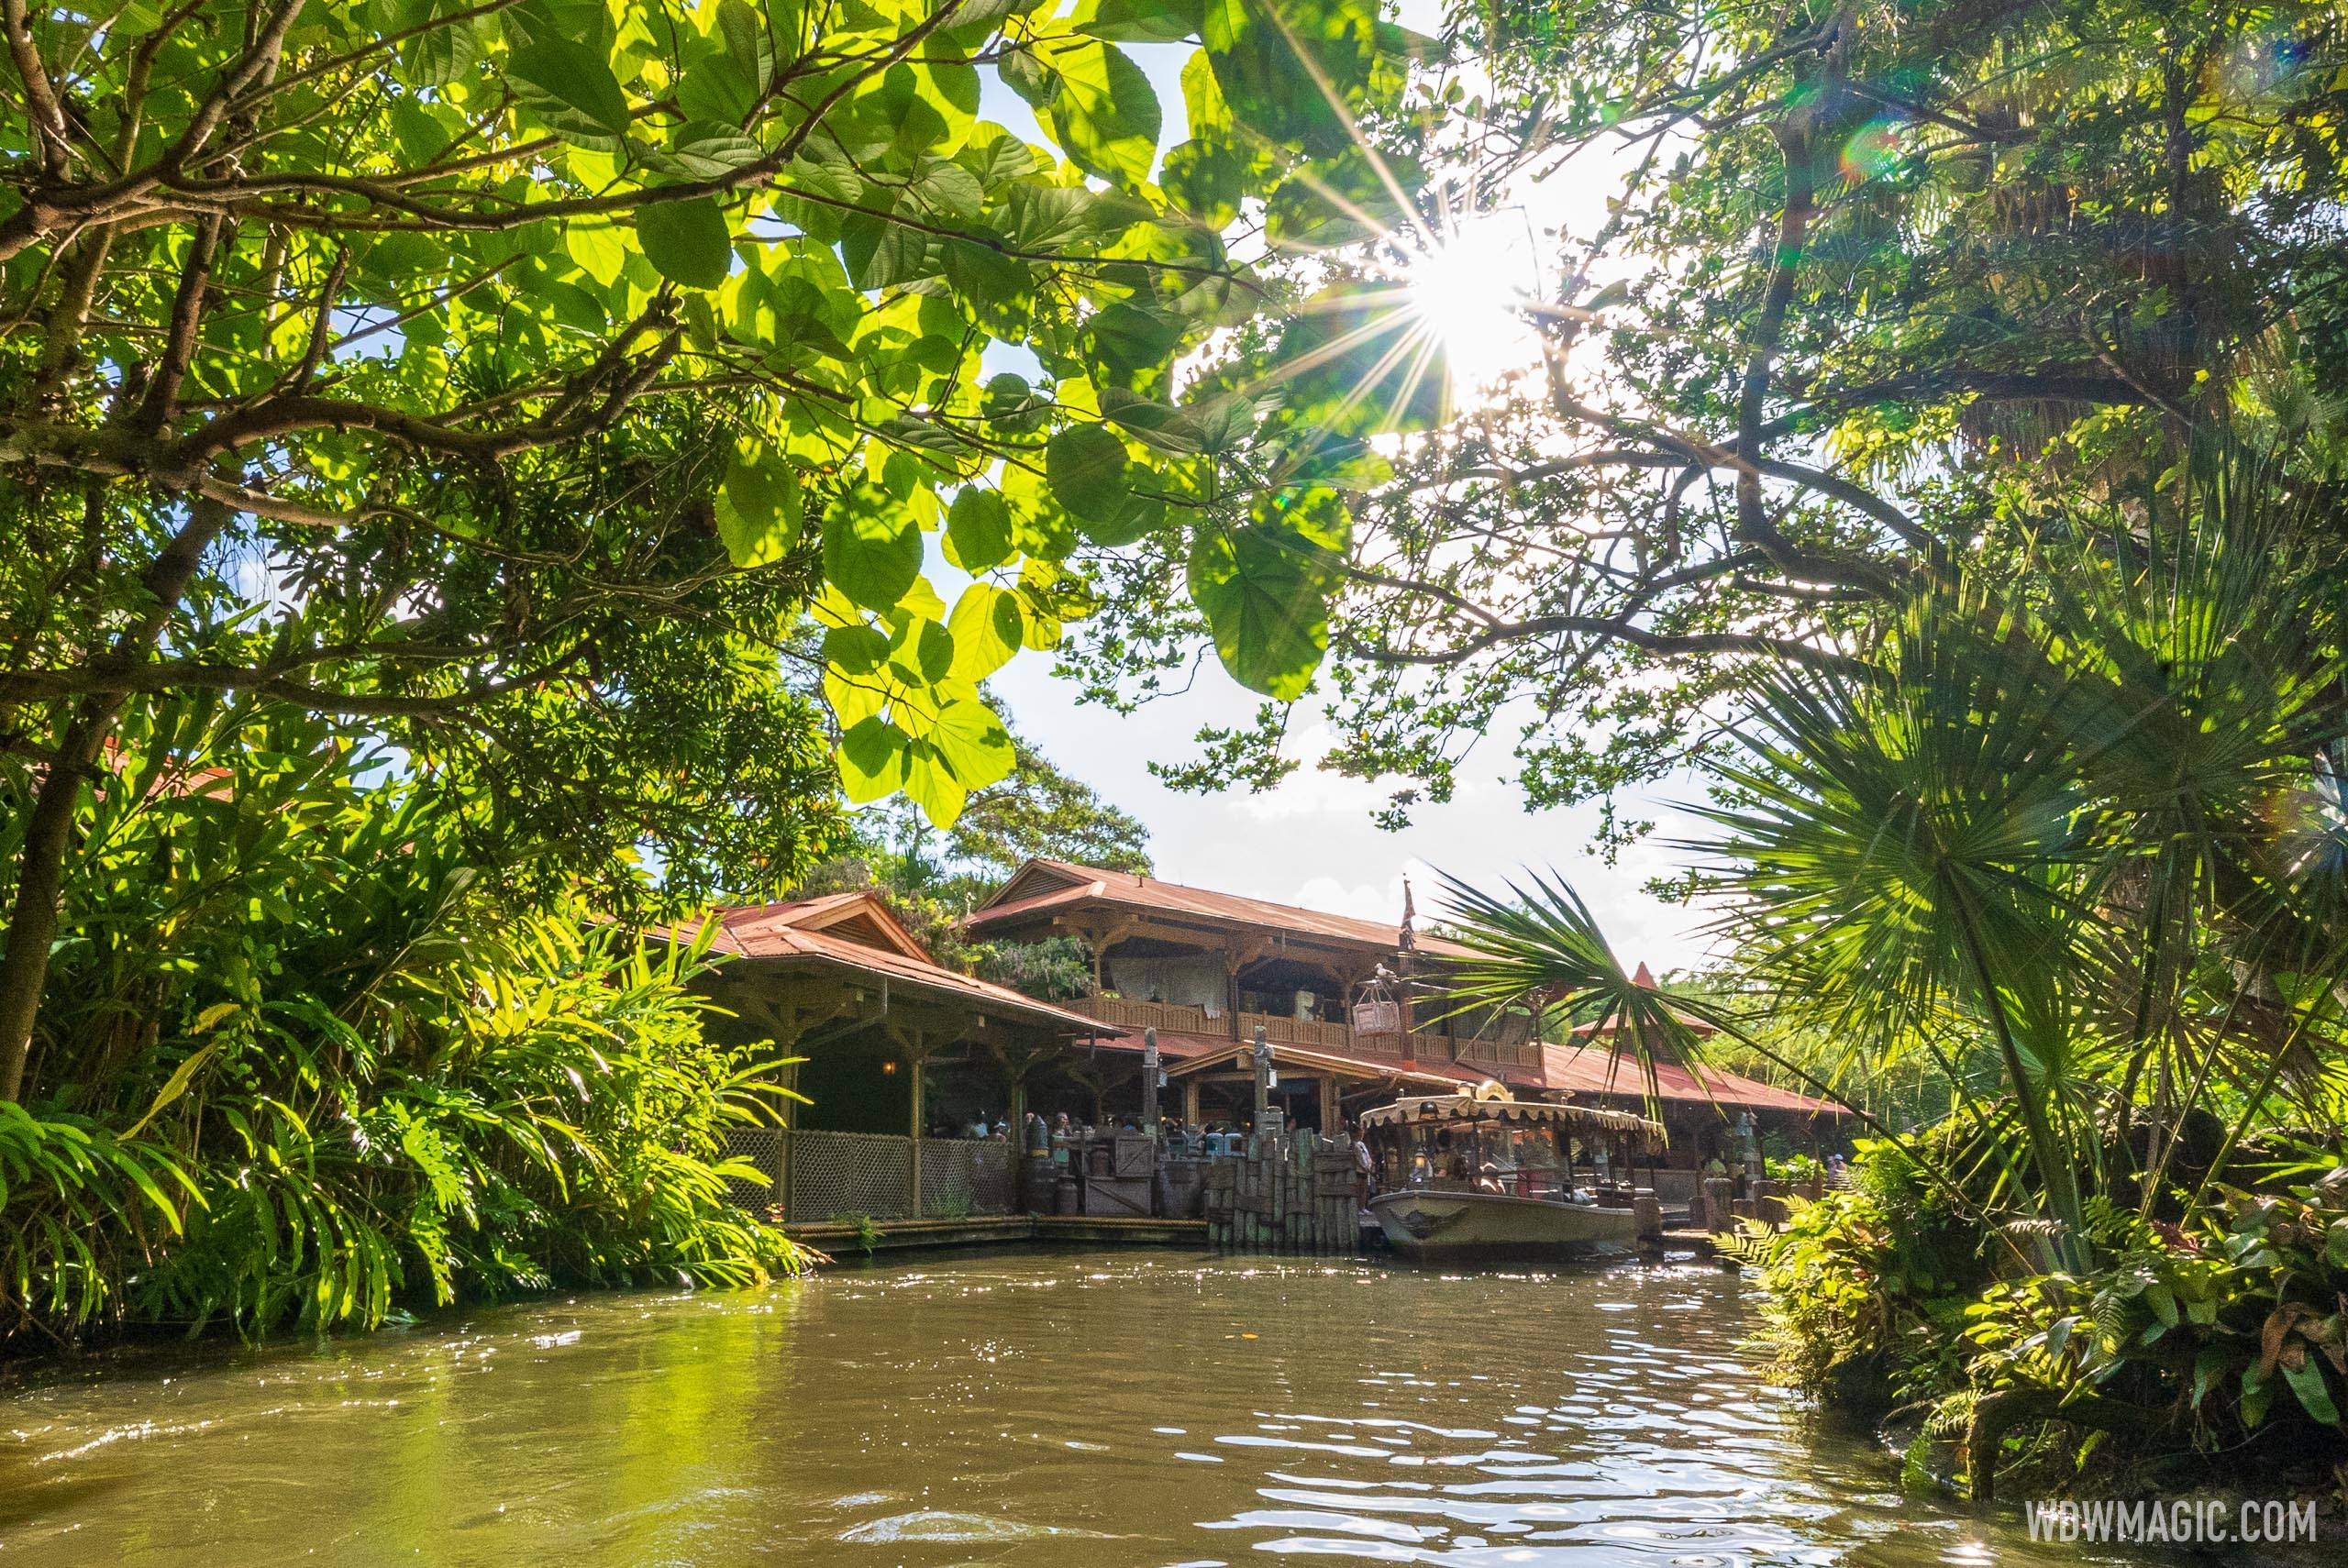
left=1454, top=1035, right=1544, bottom=1071
left=1067, top=993, right=1219, bottom=1036
left=1236, top=1010, right=1352, bottom=1051
left=1064, top=991, right=1545, bottom=1075
left=1348, top=1029, right=1466, bottom=1064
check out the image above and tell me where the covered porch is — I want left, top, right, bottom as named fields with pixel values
left=679, top=891, right=1122, bottom=1223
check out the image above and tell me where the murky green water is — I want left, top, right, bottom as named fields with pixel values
left=1, top=1252, right=2177, bottom=1565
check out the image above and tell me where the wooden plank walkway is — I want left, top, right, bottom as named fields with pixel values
left=784, top=1213, right=1209, bottom=1260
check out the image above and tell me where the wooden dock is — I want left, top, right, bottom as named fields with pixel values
left=785, top=1213, right=1208, bottom=1259
left=1656, top=1227, right=1733, bottom=1262
left=1203, top=1136, right=1359, bottom=1254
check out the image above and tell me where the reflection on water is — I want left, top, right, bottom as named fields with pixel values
left=0, top=1253, right=2176, bottom=1566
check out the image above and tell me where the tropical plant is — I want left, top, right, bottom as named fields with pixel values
left=1735, top=1134, right=1991, bottom=1405
left=1697, top=444, right=2348, bottom=1264
left=1427, top=867, right=1900, bottom=1145
left=1740, top=1143, right=2348, bottom=1499
left=973, top=935, right=1096, bottom=999
left=1767, top=1153, right=1823, bottom=1185
left=1434, top=437, right=2348, bottom=1498
left=0, top=696, right=801, bottom=1345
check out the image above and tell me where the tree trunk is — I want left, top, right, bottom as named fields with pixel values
left=0, top=499, right=232, bottom=1101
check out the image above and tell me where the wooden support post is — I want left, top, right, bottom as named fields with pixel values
left=1182, top=1077, right=1201, bottom=1129
left=1141, top=1028, right=1160, bottom=1137
left=906, top=1031, right=925, bottom=1218
left=1251, top=1024, right=1273, bottom=1142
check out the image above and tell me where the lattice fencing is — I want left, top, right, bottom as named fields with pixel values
left=916, top=1138, right=1014, bottom=1218
left=715, top=1128, right=788, bottom=1213
left=786, top=1131, right=915, bottom=1221
left=711, top=1131, right=1019, bottom=1222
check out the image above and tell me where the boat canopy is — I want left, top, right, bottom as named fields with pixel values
left=1361, top=1088, right=1665, bottom=1153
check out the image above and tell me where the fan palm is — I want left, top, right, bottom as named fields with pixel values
left=1440, top=439, right=2348, bottom=1267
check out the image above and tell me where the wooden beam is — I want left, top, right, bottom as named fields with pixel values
left=906, top=1026, right=926, bottom=1214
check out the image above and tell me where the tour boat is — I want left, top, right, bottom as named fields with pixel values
left=1360, top=1086, right=1666, bottom=1263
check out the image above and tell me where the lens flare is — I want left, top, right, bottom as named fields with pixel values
left=1401, top=217, right=1543, bottom=401
left=1840, top=116, right=1906, bottom=185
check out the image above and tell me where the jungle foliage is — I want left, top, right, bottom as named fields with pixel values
left=1068, top=0, right=2348, bottom=835
left=1429, top=441, right=2348, bottom=1500
left=0, top=700, right=795, bottom=1346
left=0, top=0, right=1420, bottom=1340
left=1738, top=1137, right=2348, bottom=1502
left=0, top=0, right=1422, bottom=1100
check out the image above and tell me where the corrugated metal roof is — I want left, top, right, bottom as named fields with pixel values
left=661, top=892, right=1117, bottom=1036
left=969, top=857, right=1484, bottom=958
left=1540, top=1041, right=1845, bottom=1115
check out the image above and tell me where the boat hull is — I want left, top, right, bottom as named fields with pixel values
left=1368, top=1189, right=1638, bottom=1262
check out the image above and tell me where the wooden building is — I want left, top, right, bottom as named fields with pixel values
left=967, top=858, right=1541, bottom=1136
left=672, top=889, right=1115, bottom=1221
left=965, top=860, right=1847, bottom=1175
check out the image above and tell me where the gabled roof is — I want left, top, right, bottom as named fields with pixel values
left=969, top=857, right=1483, bottom=960
left=664, top=889, right=1113, bottom=1036
left=714, top=888, right=932, bottom=962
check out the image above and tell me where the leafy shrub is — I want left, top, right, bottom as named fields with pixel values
left=1737, top=1135, right=1989, bottom=1406
left=973, top=937, right=1096, bottom=1000
left=1743, top=1140, right=2348, bottom=1498
left=1, top=699, right=804, bottom=1346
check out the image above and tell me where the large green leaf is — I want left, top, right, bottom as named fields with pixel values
left=508, top=39, right=632, bottom=143
left=888, top=616, right=957, bottom=685
left=1202, top=0, right=1376, bottom=160
left=902, top=739, right=969, bottom=824
left=399, top=17, right=481, bottom=86
left=2282, top=1355, right=2341, bottom=1426
left=1162, top=137, right=1245, bottom=227
left=1086, top=300, right=1181, bottom=385
left=920, top=694, right=1016, bottom=787
left=944, top=486, right=1016, bottom=570
left=714, top=446, right=802, bottom=565
left=823, top=487, right=925, bottom=610
left=659, top=124, right=770, bottom=180
left=636, top=197, right=734, bottom=290
left=716, top=0, right=778, bottom=90
left=1185, top=491, right=1349, bottom=698
left=1076, top=0, right=1205, bottom=42
left=838, top=717, right=912, bottom=802
left=1046, top=423, right=1130, bottom=522
left=1046, top=41, right=1163, bottom=187
left=1273, top=280, right=1450, bottom=436
left=823, top=623, right=891, bottom=676
left=947, top=584, right=1024, bottom=679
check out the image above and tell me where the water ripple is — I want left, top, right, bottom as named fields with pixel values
left=0, top=1253, right=2176, bottom=1567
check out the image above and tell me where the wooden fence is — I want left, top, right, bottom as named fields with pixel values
left=1203, top=1131, right=1362, bottom=1255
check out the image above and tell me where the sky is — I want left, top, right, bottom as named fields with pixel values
left=959, top=23, right=1718, bottom=970
left=988, top=657, right=1717, bottom=974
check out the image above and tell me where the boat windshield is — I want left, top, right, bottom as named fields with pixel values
left=1377, top=1118, right=1589, bottom=1201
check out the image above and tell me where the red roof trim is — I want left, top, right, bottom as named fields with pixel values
left=655, top=891, right=1117, bottom=1036
left=968, top=856, right=1484, bottom=959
